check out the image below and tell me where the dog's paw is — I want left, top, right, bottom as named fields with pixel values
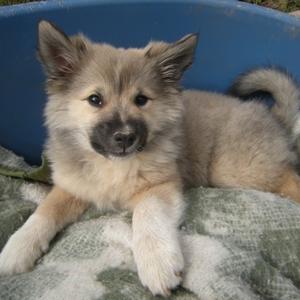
left=0, top=215, right=52, bottom=276
left=134, top=236, right=184, bottom=297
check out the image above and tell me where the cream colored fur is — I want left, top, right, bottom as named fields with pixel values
left=132, top=195, right=184, bottom=296
left=0, top=215, right=56, bottom=274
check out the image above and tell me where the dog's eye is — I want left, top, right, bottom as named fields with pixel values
left=134, top=94, right=149, bottom=107
left=88, top=94, right=103, bottom=107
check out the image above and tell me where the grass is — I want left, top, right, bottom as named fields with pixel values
left=242, top=0, right=300, bottom=12
left=0, top=0, right=36, bottom=5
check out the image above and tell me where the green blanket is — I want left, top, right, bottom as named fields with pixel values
left=0, top=146, right=300, bottom=300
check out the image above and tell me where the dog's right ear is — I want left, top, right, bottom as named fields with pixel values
left=38, top=20, right=90, bottom=79
left=145, top=34, right=198, bottom=87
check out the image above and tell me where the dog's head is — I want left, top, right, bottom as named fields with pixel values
left=38, top=21, right=197, bottom=159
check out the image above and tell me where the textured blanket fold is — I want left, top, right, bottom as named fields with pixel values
left=0, top=146, right=300, bottom=300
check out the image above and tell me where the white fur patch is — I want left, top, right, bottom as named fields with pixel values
left=0, top=214, right=56, bottom=275
left=132, top=196, right=184, bottom=296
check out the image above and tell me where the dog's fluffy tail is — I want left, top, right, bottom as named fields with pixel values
left=230, top=68, right=300, bottom=137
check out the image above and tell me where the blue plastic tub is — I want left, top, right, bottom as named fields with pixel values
left=1, top=0, right=300, bottom=164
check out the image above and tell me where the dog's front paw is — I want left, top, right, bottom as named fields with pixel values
left=133, top=236, right=184, bottom=297
left=0, top=215, right=52, bottom=276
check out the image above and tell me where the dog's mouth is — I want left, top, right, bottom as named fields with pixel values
left=91, top=141, right=145, bottom=158
left=109, top=145, right=145, bottom=158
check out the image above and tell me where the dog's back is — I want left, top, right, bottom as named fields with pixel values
left=180, top=88, right=296, bottom=192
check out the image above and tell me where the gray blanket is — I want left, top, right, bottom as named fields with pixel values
left=0, top=146, right=300, bottom=300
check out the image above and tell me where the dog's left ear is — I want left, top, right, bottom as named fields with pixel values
left=145, top=34, right=198, bottom=85
left=37, top=20, right=90, bottom=80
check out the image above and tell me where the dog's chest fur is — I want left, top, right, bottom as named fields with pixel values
left=52, top=154, right=145, bottom=209
left=51, top=147, right=180, bottom=211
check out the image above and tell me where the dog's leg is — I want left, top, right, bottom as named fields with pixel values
left=131, top=181, right=184, bottom=297
left=0, top=186, right=88, bottom=275
left=274, top=167, right=300, bottom=203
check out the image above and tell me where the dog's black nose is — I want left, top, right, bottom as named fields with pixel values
left=113, top=132, right=137, bottom=150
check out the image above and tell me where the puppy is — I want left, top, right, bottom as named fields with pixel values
left=1, top=21, right=300, bottom=297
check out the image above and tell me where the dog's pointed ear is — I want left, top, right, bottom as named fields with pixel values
left=145, top=33, right=198, bottom=85
left=38, top=20, right=90, bottom=79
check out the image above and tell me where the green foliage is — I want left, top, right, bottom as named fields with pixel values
left=242, top=0, right=300, bottom=12
left=0, top=0, right=37, bottom=6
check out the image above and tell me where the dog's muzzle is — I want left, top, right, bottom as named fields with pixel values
left=90, top=117, right=148, bottom=158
